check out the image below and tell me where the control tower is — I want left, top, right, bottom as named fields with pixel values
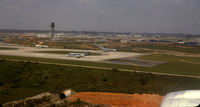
left=50, top=22, right=55, bottom=38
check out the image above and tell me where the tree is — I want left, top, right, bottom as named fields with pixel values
left=112, top=68, right=118, bottom=72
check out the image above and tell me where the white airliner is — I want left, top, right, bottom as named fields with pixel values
left=35, top=44, right=49, bottom=48
left=99, top=46, right=117, bottom=52
left=67, top=51, right=91, bottom=58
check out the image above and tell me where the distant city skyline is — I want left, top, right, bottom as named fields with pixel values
left=0, top=0, right=200, bottom=34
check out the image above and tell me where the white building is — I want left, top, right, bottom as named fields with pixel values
left=37, top=34, right=50, bottom=38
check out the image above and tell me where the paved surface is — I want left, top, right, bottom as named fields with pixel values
left=0, top=46, right=138, bottom=61
left=0, top=45, right=162, bottom=67
left=104, top=56, right=164, bottom=67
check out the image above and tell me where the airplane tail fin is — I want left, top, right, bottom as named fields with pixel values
left=98, top=45, right=103, bottom=49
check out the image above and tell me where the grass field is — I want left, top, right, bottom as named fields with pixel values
left=1, top=54, right=200, bottom=76
left=110, top=44, right=200, bottom=54
left=34, top=51, right=101, bottom=56
left=130, top=45, right=200, bottom=54
left=45, top=42, right=96, bottom=50
left=140, top=54, right=200, bottom=76
left=1, top=60, right=200, bottom=103
left=0, top=47, right=18, bottom=50
left=0, top=55, right=146, bottom=71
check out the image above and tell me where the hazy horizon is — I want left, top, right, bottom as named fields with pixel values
left=0, top=0, right=200, bottom=34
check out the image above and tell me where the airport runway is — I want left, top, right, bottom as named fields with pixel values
left=0, top=45, right=162, bottom=67
left=104, top=56, right=164, bottom=67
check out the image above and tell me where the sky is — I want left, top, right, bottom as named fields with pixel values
left=0, top=0, right=200, bottom=34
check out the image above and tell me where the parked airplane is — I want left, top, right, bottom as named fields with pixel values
left=35, top=44, right=49, bottom=48
left=99, top=46, right=117, bottom=52
left=67, top=51, right=91, bottom=58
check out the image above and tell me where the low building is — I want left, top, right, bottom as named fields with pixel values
left=37, top=34, right=50, bottom=38
left=120, top=39, right=128, bottom=43
left=184, top=42, right=198, bottom=46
